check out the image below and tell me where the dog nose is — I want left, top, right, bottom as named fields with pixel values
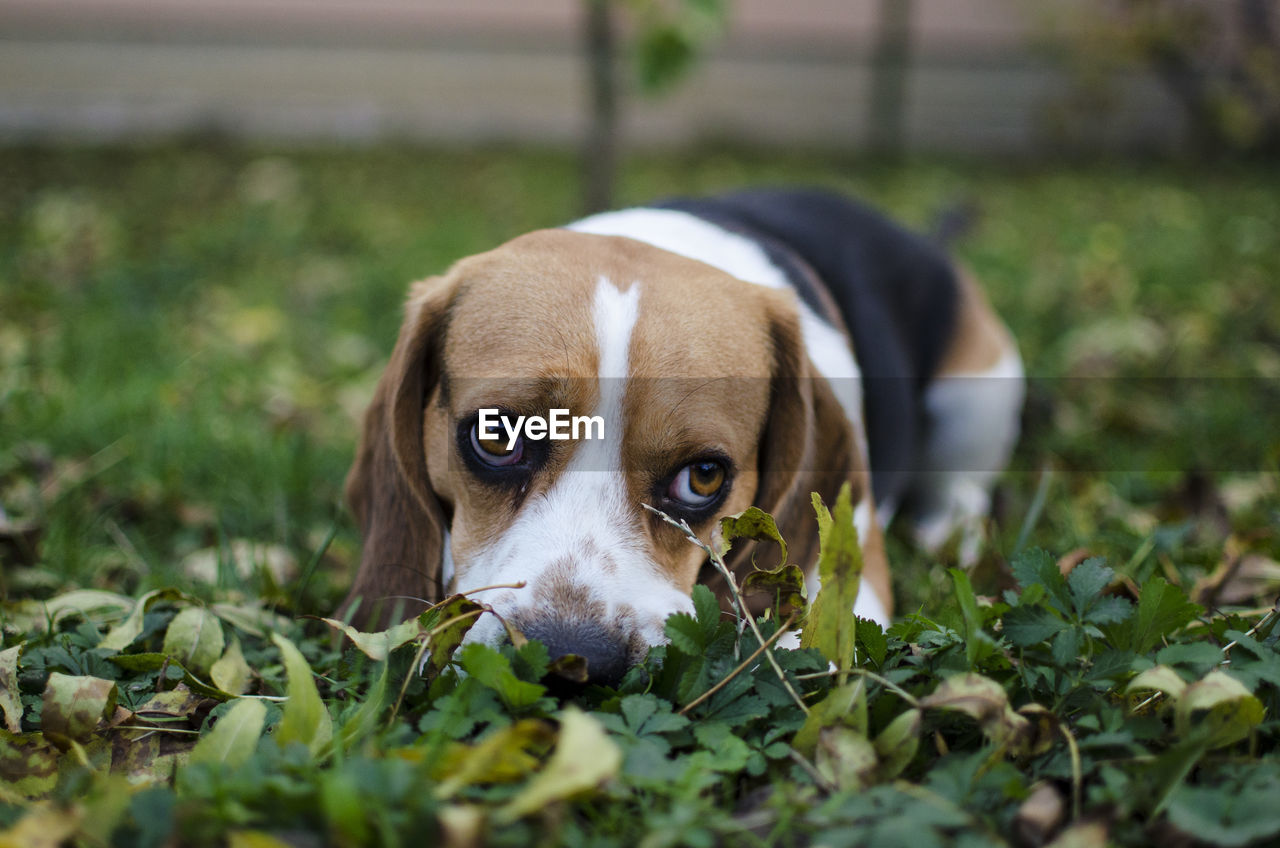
left=522, top=619, right=629, bottom=687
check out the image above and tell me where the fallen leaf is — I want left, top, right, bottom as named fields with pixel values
left=162, top=607, right=225, bottom=676
left=433, top=719, right=555, bottom=798
left=0, top=645, right=23, bottom=733
left=497, top=707, right=621, bottom=821
left=0, top=801, right=81, bottom=848
left=1174, top=670, right=1264, bottom=749
left=189, top=698, right=267, bottom=769
left=422, top=596, right=485, bottom=678
left=815, top=726, right=877, bottom=791
left=920, top=673, right=1031, bottom=749
left=98, top=588, right=196, bottom=652
left=319, top=614, right=422, bottom=662
left=210, top=638, right=253, bottom=696
left=438, top=805, right=485, bottom=848
left=1016, top=782, right=1065, bottom=846
left=40, top=673, right=116, bottom=749
left=0, top=730, right=59, bottom=798
left=1126, top=665, right=1187, bottom=703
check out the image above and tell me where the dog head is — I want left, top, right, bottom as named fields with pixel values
left=342, top=228, right=865, bottom=684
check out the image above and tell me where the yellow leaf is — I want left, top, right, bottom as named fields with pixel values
left=497, top=708, right=621, bottom=821
left=0, top=802, right=81, bottom=848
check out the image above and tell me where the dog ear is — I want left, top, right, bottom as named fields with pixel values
left=340, top=275, right=455, bottom=629
left=718, top=294, right=875, bottom=602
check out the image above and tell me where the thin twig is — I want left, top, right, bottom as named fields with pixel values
left=793, top=666, right=921, bottom=709
left=115, top=725, right=201, bottom=735
left=388, top=606, right=489, bottom=726
left=1221, top=598, right=1280, bottom=665
left=454, top=581, right=528, bottom=596
left=1059, top=721, right=1083, bottom=822
left=643, top=503, right=810, bottom=716
left=680, top=612, right=796, bottom=715
left=786, top=747, right=833, bottom=792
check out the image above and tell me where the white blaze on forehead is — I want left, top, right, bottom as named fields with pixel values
left=458, top=275, right=694, bottom=650
left=590, top=275, right=640, bottom=465
left=568, top=208, right=865, bottom=454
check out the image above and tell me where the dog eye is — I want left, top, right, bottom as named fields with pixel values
left=668, top=461, right=726, bottom=507
left=470, top=422, right=523, bottom=466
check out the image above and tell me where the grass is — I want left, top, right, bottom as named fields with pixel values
left=2, top=144, right=1277, bottom=609
left=1, top=143, right=1279, bottom=846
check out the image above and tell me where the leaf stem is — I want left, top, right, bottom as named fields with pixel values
left=643, top=503, right=811, bottom=716
left=679, top=612, right=796, bottom=715
left=1059, top=721, right=1082, bottom=821
left=792, top=666, right=921, bottom=708
left=1220, top=598, right=1280, bottom=665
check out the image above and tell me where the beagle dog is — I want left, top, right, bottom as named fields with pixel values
left=342, top=189, right=1023, bottom=684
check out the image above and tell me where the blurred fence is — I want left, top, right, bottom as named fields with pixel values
left=0, top=0, right=1186, bottom=154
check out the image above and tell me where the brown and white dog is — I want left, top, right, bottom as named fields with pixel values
left=342, top=189, right=1023, bottom=684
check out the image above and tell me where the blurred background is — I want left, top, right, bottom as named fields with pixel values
left=1, top=0, right=1277, bottom=615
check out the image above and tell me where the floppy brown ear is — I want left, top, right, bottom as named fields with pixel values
left=720, top=295, right=888, bottom=613
left=340, top=275, right=455, bottom=629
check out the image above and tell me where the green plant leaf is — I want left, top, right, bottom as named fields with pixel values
left=1011, top=548, right=1072, bottom=616
left=793, top=679, right=867, bottom=756
left=107, top=652, right=237, bottom=700
left=1003, top=605, right=1067, bottom=647
left=1166, top=763, right=1280, bottom=847
left=189, top=697, right=266, bottom=769
left=1114, top=577, right=1202, bottom=654
left=800, top=483, right=863, bottom=679
left=338, top=662, right=388, bottom=751
left=664, top=612, right=706, bottom=656
left=1066, top=556, right=1114, bottom=616
left=949, top=568, right=999, bottom=667
left=855, top=617, right=888, bottom=669
left=458, top=643, right=546, bottom=711
left=271, top=633, right=333, bottom=756
left=873, top=708, right=921, bottom=781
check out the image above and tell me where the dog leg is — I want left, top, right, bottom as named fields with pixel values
left=909, top=270, right=1023, bottom=565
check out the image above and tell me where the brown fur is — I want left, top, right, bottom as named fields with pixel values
left=934, top=267, right=1014, bottom=377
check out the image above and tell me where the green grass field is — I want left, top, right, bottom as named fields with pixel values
left=1, top=145, right=1279, bottom=846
